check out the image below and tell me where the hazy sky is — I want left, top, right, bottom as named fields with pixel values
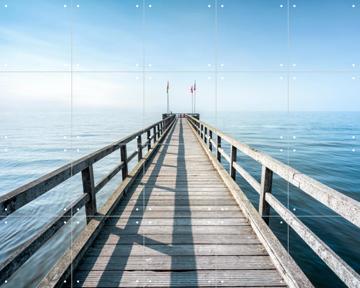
left=0, top=0, right=359, bottom=112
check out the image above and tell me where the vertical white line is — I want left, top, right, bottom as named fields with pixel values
left=286, top=0, right=291, bottom=253
left=70, top=1, right=74, bottom=286
left=214, top=0, right=218, bottom=125
left=214, top=1, right=219, bottom=285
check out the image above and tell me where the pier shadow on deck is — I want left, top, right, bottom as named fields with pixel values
left=70, top=119, right=198, bottom=287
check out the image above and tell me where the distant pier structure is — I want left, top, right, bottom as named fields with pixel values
left=0, top=113, right=359, bottom=287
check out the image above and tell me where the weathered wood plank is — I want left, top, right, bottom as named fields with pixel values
left=94, top=234, right=260, bottom=245
left=86, top=244, right=267, bottom=257
left=77, top=255, right=274, bottom=271
left=101, top=225, right=254, bottom=235
left=71, top=270, right=285, bottom=287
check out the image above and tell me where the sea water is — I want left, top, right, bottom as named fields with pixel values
left=0, top=110, right=359, bottom=287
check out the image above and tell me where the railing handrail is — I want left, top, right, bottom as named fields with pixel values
left=186, top=114, right=360, bottom=288
left=0, top=115, right=174, bottom=217
left=0, top=114, right=176, bottom=284
left=186, top=115, right=360, bottom=228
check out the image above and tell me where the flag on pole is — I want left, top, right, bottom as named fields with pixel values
left=190, top=86, right=193, bottom=94
left=194, top=81, right=196, bottom=92
left=166, top=81, right=169, bottom=94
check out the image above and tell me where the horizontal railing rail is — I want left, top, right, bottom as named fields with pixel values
left=0, top=114, right=176, bottom=284
left=187, top=115, right=360, bottom=288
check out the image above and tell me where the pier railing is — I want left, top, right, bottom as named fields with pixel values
left=187, top=115, right=360, bottom=288
left=0, top=114, right=176, bottom=284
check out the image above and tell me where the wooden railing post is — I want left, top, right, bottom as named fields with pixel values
left=153, top=126, right=157, bottom=142
left=204, top=127, right=208, bottom=144
left=209, top=130, right=213, bottom=151
left=147, top=130, right=151, bottom=151
left=82, top=165, right=96, bottom=223
left=200, top=124, right=203, bottom=139
left=120, top=144, right=128, bottom=180
left=259, top=165, right=273, bottom=225
left=137, top=135, right=142, bottom=161
left=217, top=135, right=222, bottom=162
left=229, top=145, right=237, bottom=179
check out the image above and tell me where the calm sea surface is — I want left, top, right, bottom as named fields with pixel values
left=0, top=110, right=359, bottom=287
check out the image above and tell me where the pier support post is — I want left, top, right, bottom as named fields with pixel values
left=120, top=145, right=128, bottom=180
left=259, top=165, right=273, bottom=225
left=209, top=130, right=213, bottom=151
left=229, top=145, right=237, bottom=179
left=217, top=136, right=222, bottom=162
left=82, top=165, right=96, bottom=223
left=137, top=135, right=142, bottom=161
left=204, top=127, right=208, bottom=144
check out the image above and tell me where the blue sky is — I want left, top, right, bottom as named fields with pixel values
left=0, top=0, right=359, bottom=112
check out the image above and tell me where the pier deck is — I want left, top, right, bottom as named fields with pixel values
left=2, top=114, right=359, bottom=288
left=70, top=118, right=285, bottom=287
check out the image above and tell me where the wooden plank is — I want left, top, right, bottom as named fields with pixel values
left=105, top=218, right=249, bottom=226
left=85, top=244, right=267, bottom=257
left=106, top=211, right=246, bottom=218
left=94, top=234, right=260, bottom=245
left=77, top=255, right=274, bottom=271
left=71, top=270, right=285, bottom=287
left=101, top=225, right=254, bottom=235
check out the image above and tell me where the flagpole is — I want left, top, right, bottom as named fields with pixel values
left=194, top=81, right=196, bottom=113
left=167, top=91, right=169, bottom=113
left=166, top=81, right=169, bottom=113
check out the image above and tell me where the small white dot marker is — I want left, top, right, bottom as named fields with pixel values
left=280, top=63, right=284, bottom=67
left=292, top=76, right=297, bottom=80
left=279, top=76, right=284, bottom=80
left=280, top=221, right=283, bottom=224
left=4, top=4, right=8, bottom=8
left=208, top=4, right=211, bottom=8
left=64, top=4, right=67, bottom=8
left=352, top=76, right=356, bottom=80
left=64, top=280, right=67, bottom=283
left=220, top=76, right=224, bottom=80
left=220, top=63, right=224, bottom=67
left=148, top=4, right=152, bottom=8
left=280, top=149, right=283, bottom=152
left=76, top=280, right=80, bottom=283
left=207, top=63, right=212, bottom=67
left=292, top=63, right=297, bottom=67
left=5, top=280, right=8, bottom=283
left=352, top=148, right=356, bottom=152
left=76, top=4, right=80, bottom=8
left=280, top=4, right=283, bottom=8
left=293, top=149, right=296, bottom=152
left=293, top=208, right=296, bottom=211
left=352, top=4, right=356, bottom=8
left=293, top=136, right=296, bottom=139
left=136, top=4, right=139, bottom=8
left=352, top=136, right=356, bottom=139
left=293, top=4, right=296, bottom=8
left=352, top=64, right=356, bottom=67
left=220, top=4, right=224, bottom=8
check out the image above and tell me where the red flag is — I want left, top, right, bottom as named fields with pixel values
left=166, top=81, right=169, bottom=94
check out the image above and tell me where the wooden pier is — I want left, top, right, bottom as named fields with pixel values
left=0, top=114, right=359, bottom=287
